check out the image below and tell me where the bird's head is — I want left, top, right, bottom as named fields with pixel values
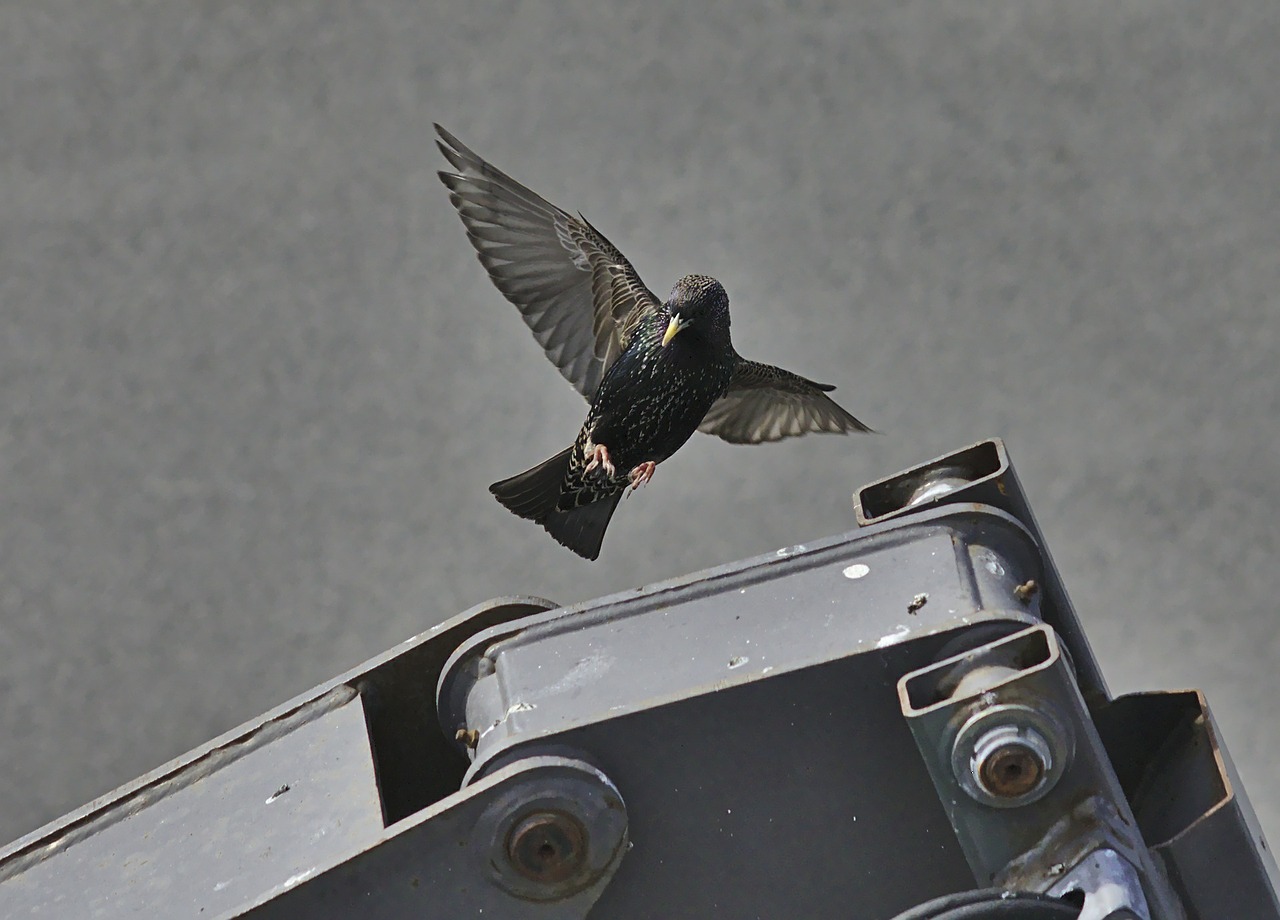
left=662, top=274, right=730, bottom=347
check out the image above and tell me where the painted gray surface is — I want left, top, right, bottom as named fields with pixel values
left=0, top=0, right=1276, bottom=851
left=0, top=688, right=381, bottom=919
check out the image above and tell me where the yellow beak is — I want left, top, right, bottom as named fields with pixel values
left=661, top=315, right=684, bottom=347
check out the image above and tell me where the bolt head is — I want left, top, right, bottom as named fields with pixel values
left=951, top=707, right=1069, bottom=808
left=978, top=741, right=1045, bottom=798
left=506, top=811, right=588, bottom=884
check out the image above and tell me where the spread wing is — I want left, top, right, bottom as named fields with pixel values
left=699, top=360, right=874, bottom=444
left=436, top=125, right=662, bottom=400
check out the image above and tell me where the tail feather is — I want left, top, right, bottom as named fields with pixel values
left=490, top=448, right=623, bottom=560
left=540, top=492, right=624, bottom=561
left=490, top=448, right=573, bottom=521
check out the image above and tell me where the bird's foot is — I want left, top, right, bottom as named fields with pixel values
left=583, top=443, right=615, bottom=478
left=628, top=461, right=657, bottom=492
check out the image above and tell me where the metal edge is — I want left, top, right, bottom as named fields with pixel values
left=0, top=595, right=557, bottom=861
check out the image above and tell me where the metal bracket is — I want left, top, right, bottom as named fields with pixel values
left=1048, top=847, right=1149, bottom=920
left=857, top=437, right=1108, bottom=707
left=898, top=623, right=1184, bottom=920
left=237, top=754, right=629, bottom=918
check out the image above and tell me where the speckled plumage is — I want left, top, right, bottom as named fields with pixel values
left=562, top=276, right=736, bottom=502
left=437, top=126, right=872, bottom=559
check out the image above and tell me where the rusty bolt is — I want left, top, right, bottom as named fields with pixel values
left=951, top=702, right=1070, bottom=808
left=506, top=811, right=588, bottom=884
left=979, top=742, right=1044, bottom=798
left=969, top=723, right=1053, bottom=803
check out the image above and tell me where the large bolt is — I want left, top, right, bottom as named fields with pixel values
left=978, top=739, right=1044, bottom=798
left=949, top=704, right=1070, bottom=808
left=478, top=757, right=627, bottom=902
left=968, top=723, right=1053, bottom=804
left=506, top=810, right=588, bottom=884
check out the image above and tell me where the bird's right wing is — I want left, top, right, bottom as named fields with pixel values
left=436, top=125, right=662, bottom=400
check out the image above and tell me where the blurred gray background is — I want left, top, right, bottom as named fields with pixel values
left=1, top=0, right=1277, bottom=849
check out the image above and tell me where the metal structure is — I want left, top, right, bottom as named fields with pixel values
left=1, top=439, right=1275, bottom=919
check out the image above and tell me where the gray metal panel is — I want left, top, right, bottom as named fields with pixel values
left=557, top=653, right=976, bottom=919
left=0, top=688, right=380, bottom=919
left=1179, top=696, right=1280, bottom=917
left=441, top=505, right=1046, bottom=766
left=0, top=596, right=557, bottom=920
left=438, top=507, right=1051, bottom=918
left=1097, top=691, right=1280, bottom=920
left=233, top=757, right=628, bottom=920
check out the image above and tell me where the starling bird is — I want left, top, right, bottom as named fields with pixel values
left=437, top=125, right=872, bottom=560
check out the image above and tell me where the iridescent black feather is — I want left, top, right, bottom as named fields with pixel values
left=438, top=126, right=871, bottom=559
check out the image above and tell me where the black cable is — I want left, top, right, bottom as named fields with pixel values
left=888, top=887, right=1082, bottom=920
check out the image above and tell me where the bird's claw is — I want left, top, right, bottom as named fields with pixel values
left=628, top=461, right=657, bottom=492
left=583, top=443, right=615, bottom=478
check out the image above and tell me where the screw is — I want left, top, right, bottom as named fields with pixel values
left=1014, top=580, right=1039, bottom=603
left=506, top=811, right=588, bottom=884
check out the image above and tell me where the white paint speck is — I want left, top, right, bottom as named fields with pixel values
left=283, top=869, right=315, bottom=889
left=843, top=563, right=871, bottom=580
left=506, top=701, right=535, bottom=715
left=876, top=624, right=912, bottom=648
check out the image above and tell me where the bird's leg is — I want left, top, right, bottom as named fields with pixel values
left=583, top=442, right=615, bottom=478
left=628, top=461, right=657, bottom=492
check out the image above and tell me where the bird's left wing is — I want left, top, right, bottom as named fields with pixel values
left=698, top=360, right=874, bottom=444
left=436, top=125, right=662, bottom=400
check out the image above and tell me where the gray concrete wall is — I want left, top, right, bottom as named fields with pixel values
left=2, top=0, right=1277, bottom=850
